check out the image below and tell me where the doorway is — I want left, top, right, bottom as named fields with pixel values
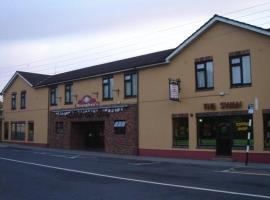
left=71, top=121, right=105, bottom=150
left=216, top=122, right=233, bottom=156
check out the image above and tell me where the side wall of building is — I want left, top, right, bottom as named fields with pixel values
left=2, top=76, right=49, bottom=146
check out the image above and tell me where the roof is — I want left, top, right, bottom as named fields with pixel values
left=1, top=71, right=51, bottom=95
left=36, top=49, right=174, bottom=87
left=166, top=15, right=270, bottom=61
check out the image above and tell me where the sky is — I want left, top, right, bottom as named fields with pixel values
left=1, top=0, right=270, bottom=98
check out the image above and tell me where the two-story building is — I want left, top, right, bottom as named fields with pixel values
left=1, top=15, right=270, bottom=162
left=0, top=101, right=3, bottom=141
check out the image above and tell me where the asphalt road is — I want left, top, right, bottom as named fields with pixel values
left=0, top=146, right=270, bottom=200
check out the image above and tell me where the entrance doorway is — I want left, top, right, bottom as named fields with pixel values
left=71, top=121, right=105, bottom=150
left=216, top=123, right=232, bottom=156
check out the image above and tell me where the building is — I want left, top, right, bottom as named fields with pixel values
left=0, top=101, right=3, bottom=141
left=1, top=15, right=270, bottom=162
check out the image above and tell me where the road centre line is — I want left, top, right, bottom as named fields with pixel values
left=0, top=156, right=270, bottom=199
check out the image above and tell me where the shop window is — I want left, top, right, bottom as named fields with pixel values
left=55, top=122, right=64, bottom=134
left=197, top=117, right=216, bottom=147
left=195, top=60, right=214, bottom=90
left=230, top=54, right=251, bottom=87
left=28, top=122, right=34, bottom=142
left=197, top=115, right=253, bottom=148
left=50, top=86, right=57, bottom=106
left=263, top=114, right=270, bottom=149
left=103, top=76, right=113, bottom=100
left=114, top=120, right=126, bottom=135
left=11, top=122, right=25, bottom=141
left=172, top=117, right=189, bottom=147
left=20, top=91, right=26, bottom=109
left=65, top=83, right=73, bottom=104
left=11, top=93, right=16, bottom=110
left=4, top=122, right=9, bottom=140
left=124, top=73, right=137, bottom=98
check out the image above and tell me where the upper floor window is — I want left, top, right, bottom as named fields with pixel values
left=65, top=83, right=73, bottom=104
left=20, top=91, right=26, bottom=109
left=11, top=93, right=16, bottom=110
left=50, top=86, right=57, bottom=106
left=103, top=76, right=113, bottom=100
left=229, top=52, right=251, bottom=87
left=195, top=60, right=214, bottom=90
left=124, top=73, right=137, bottom=98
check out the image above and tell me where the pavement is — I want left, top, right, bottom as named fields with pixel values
left=0, top=142, right=270, bottom=200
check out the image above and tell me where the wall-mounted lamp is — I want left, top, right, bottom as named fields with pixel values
left=219, top=91, right=225, bottom=96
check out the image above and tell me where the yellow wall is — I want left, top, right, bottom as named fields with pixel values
left=49, top=72, right=137, bottom=110
left=138, top=22, right=270, bottom=153
left=2, top=76, right=49, bottom=144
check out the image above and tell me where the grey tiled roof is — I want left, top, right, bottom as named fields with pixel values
left=36, top=49, right=174, bottom=87
left=17, top=71, right=51, bottom=86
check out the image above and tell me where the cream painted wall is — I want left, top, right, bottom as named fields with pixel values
left=139, top=22, right=270, bottom=153
left=2, top=76, right=49, bottom=144
left=49, top=72, right=137, bottom=110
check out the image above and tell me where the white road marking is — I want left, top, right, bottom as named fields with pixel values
left=0, top=157, right=270, bottom=199
left=220, top=170, right=270, bottom=177
left=128, top=162, right=159, bottom=166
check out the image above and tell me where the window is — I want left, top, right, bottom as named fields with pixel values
left=195, top=60, right=214, bottom=90
left=172, top=116, right=189, bottom=147
left=124, top=73, right=137, bottom=97
left=55, top=122, right=64, bottom=134
left=28, top=122, right=34, bottom=142
left=4, top=122, right=9, bottom=140
left=65, top=84, right=73, bottom=104
left=263, top=113, right=270, bottom=149
left=197, top=115, right=253, bottom=148
left=11, top=93, right=16, bottom=110
left=230, top=54, right=251, bottom=87
left=50, top=86, right=57, bottom=106
left=114, top=120, right=126, bottom=135
left=103, top=76, right=113, bottom=100
left=11, top=122, right=25, bottom=141
left=20, top=91, right=26, bottom=109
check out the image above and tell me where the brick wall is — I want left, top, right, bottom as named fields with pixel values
left=48, top=104, right=138, bottom=155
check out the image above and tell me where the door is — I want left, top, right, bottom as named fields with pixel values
left=216, top=122, right=232, bottom=156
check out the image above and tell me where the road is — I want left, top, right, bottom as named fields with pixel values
left=0, top=146, right=270, bottom=200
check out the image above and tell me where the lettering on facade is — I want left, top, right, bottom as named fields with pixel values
left=220, top=101, right=242, bottom=109
left=204, top=103, right=216, bottom=110
left=203, top=101, right=242, bottom=110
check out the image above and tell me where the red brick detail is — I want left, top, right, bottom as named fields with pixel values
left=48, top=104, right=138, bottom=155
left=139, top=149, right=270, bottom=163
left=4, top=141, right=48, bottom=148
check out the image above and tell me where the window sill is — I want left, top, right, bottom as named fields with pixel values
left=196, top=88, right=214, bottom=92
left=124, top=96, right=137, bottom=99
left=64, top=102, right=73, bottom=105
left=50, top=104, right=58, bottom=106
left=103, top=98, right=113, bottom=101
left=172, top=145, right=189, bottom=149
left=230, top=84, right=252, bottom=89
left=196, top=145, right=215, bottom=149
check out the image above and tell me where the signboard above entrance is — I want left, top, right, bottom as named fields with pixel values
left=77, top=95, right=100, bottom=107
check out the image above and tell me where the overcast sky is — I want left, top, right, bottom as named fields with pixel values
left=1, top=0, right=270, bottom=97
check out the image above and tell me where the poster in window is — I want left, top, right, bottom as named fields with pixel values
left=169, top=79, right=180, bottom=101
